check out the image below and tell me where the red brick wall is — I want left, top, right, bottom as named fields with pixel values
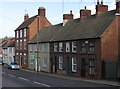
left=101, top=17, right=118, bottom=61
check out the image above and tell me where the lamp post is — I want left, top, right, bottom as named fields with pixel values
left=37, top=15, right=39, bottom=72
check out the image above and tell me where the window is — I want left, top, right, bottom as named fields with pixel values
left=89, top=42, right=95, bottom=53
left=89, top=59, right=94, bottom=75
left=72, top=41, right=77, bottom=52
left=20, top=30, right=22, bottom=38
left=35, top=44, right=37, bottom=52
left=81, top=42, right=86, bottom=53
left=31, top=55, right=34, bottom=64
left=30, top=45, right=32, bottom=52
left=24, top=39, right=26, bottom=50
left=43, top=43, right=47, bottom=52
left=43, top=57, right=47, bottom=68
left=9, top=47, right=12, bottom=53
left=59, top=56, right=63, bottom=69
left=17, top=31, right=19, bottom=38
left=59, top=42, right=63, bottom=52
left=54, top=43, right=57, bottom=52
left=16, top=40, right=19, bottom=50
left=24, top=53, right=26, bottom=64
left=20, top=40, right=22, bottom=50
left=24, top=28, right=26, bottom=37
left=72, top=57, right=77, bottom=72
left=39, top=44, right=41, bottom=51
left=66, top=42, right=70, bottom=52
left=16, top=53, right=19, bottom=63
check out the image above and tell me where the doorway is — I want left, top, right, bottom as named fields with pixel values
left=66, top=57, right=69, bottom=75
left=55, top=56, right=57, bottom=73
left=81, top=58, right=86, bottom=77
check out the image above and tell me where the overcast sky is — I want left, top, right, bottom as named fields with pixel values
left=0, top=0, right=116, bottom=38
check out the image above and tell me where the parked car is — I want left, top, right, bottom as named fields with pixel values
left=8, top=61, right=20, bottom=70
left=0, top=59, right=3, bottom=65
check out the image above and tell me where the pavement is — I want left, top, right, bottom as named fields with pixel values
left=21, top=68, right=120, bottom=87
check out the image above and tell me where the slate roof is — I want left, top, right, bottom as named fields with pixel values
left=15, top=15, right=37, bottom=30
left=29, top=23, right=63, bottom=44
left=3, top=40, right=15, bottom=49
left=52, top=10, right=116, bottom=41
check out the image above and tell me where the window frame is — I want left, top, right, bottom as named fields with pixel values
left=72, top=57, right=77, bottom=72
left=54, top=43, right=58, bottom=52
left=66, top=42, right=70, bottom=52
left=20, top=30, right=22, bottom=38
left=89, top=42, right=95, bottom=53
left=89, top=59, right=94, bottom=75
left=81, top=42, right=86, bottom=53
left=59, top=42, right=63, bottom=52
left=24, top=28, right=26, bottom=37
left=72, top=41, right=77, bottom=52
left=59, top=56, right=63, bottom=70
left=30, top=55, right=34, bottom=64
left=24, top=53, right=26, bottom=64
left=43, top=57, right=47, bottom=68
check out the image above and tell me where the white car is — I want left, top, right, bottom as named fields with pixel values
left=8, top=61, right=20, bottom=70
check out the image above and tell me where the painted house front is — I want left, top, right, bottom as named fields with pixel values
left=28, top=24, right=62, bottom=72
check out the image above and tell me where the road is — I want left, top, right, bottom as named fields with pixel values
left=1, top=65, right=117, bottom=88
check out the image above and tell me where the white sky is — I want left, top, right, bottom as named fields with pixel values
left=0, top=0, right=116, bottom=38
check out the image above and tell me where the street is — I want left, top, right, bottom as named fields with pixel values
left=1, top=65, right=118, bottom=88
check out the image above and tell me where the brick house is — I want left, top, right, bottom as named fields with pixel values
left=14, top=7, right=51, bottom=69
left=50, top=1, right=120, bottom=79
left=28, top=23, right=62, bottom=72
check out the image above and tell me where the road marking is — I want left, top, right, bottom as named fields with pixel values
left=2, top=72, right=6, bottom=74
left=18, top=77, right=29, bottom=81
left=8, top=74, right=15, bottom=77
left=33, top=81, right=50, bottom=87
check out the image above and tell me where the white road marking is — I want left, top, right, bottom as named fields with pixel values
left=33, top=81, right=50, bottom=87
left=2, top=72, right=6, bottom=74
left=18, top=77, right=29, bottom=81
left=8, top=74, right=15, bottom=77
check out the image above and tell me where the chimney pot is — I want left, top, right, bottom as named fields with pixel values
left=97, top=0, right=99, bottom=5
left=101, top=0, right=103, bottom=5
left=85, top=6, right=87, bottom=10
left=70, top=10, right=72, bottom=14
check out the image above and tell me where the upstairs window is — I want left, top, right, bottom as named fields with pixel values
left=20, top=40, right=22, bottom=50
left=54, top=43, right=57, bottom=52
left=89, top=42, right=95, bottom=53
left=9, top=48, right=12, bottom=53
left=30, top=45, right=32, bottom=52
left=72, top=57, right=77, bottom=72
left=17, top=31, right=19, bottom=38
left=81, top=42, right=86, bottom=53
left=20, top=30, right=22, bottom=38
left=72, top=41, right=77, bottom=52
left=59, top=42, right=63, bottom=52
left=66, top=42, right=70, bottom=52
left=59, top=56, right=63, bottom=69
left=35, top=44, right=37, bottom=52
left=24, top=39, right=26, bottom=50
left=43, top=43, right=48, bottom=52
left=24, top=28, right=26, bottom=37
left=16, top=40, right=19, bottom=50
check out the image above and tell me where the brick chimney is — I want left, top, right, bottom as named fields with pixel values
left=116, top=0, right=120, bottom=13
left=24, top=14, right=29, bottom=21
left=38, top=6, right=45, bottom=17
left=80, top=6, right=91, bottom=21
left=63, top=10, right=73, bottom=26
left=96, top=0, right=108, bottom=17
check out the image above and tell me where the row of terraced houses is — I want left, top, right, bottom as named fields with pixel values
left=14, top=0, right=120, bottom=79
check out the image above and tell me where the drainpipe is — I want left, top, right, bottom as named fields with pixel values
left=37, top=15, right=39, bottom=72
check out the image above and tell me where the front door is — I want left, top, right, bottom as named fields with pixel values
left=20, top=56, right=22, bottom=68
left=55, top=56, right=57, bottom=73
left=81, top=58, right=86, bottom=77
left=66, top=57, right=69, bottom=75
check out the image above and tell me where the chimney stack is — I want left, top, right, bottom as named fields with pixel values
left=96, top=0, right=108, bottom=17
left=38, top=7, right=45, bottom=17
left=80, top=6, right=91, bottom=21
left=24, top=14, right=29, bottom=21
left=63, top=10, right=73, bottom=26
left=116, top=0, right=120, bottom=13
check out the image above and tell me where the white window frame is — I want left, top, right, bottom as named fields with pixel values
left=20, top=30, right=22, bottom=38
left=59, top=56, right=63, bottom=69
left=66, top=42, right=70, bottom=52
left=54, top=43, right=57, bottom=52
left=31, top=55, right=34, bottom=64
left=24, top=28, right=26, bottom=37
left=17, top=31, right=19, bottom=38
left=24, top=53, right=26, bottom=64
left=43, top=57, right=47, bottom=68
left=72, top=57, right=77, bottom=72
left=72, top=41, right=77, bottom=52
left=59, top=42, right=63, bottom=52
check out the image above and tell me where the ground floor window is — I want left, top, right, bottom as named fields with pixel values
left=59, top=56, right=63, bottom=69
left=43, top=57, right=47, bottom=68
left=31, top=55, right=34, bottom=64
left=16, top=53, right=19, bottom=63
left=24, top=53, right=26, bottom=64
left=72, top=57, right=77, bottom=72
left=89, top=59, right=94, bottom=75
